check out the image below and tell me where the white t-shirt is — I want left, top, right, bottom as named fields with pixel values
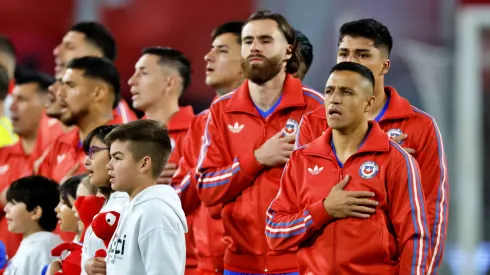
left=80, top=192, right=128, bottom=275
left=3, top=231, right=62, bottom=275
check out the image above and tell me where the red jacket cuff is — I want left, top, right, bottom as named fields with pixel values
left=307, top=199, right=333, bottom=229
left=239, top=150, right=263, bottom=177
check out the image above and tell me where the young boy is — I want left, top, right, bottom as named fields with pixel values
left=105, top=119, right=187, bottom=275
left=3, top=175, right=62, bottom=275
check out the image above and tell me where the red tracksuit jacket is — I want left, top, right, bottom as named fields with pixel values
left=195, top=74, right=323, bottom=273
left=296, top=87, right=448, bottom=274
left=166, top=106, right=198, bottom=270
left=173, top=109, right=226, bottom=273
left=267, top=121, right=431, bottom=275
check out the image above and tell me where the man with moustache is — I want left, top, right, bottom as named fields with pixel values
left=195, top=11, right=323, bottom=275
left=37, top=57, right=120, bottom=186
left=52, top=21, right=136, bottom=124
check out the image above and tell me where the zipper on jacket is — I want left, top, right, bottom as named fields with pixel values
left=332, top=168, right=343, bottom=275
left=257, top=171, right=269, bottom=272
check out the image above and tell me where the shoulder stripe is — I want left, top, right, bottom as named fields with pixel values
left=302, top=87, right=324, bottom=105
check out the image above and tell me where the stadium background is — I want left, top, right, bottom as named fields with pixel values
left=0, top=0, right=488, bottom=274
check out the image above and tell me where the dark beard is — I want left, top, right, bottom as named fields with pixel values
left=241, top=54, right=283, bottom=85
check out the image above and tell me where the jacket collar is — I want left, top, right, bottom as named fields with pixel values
left=224, top=74, right=306, bottom=116
left=303, top=121, right=389, bottom=159
left=382, top=86, right=415, bottom=120
left=167, top=106, right=194, bottom=131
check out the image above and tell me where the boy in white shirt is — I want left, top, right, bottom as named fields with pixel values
left=3, top=176, right=62, bottom=275
left=105, top=119, right=188, bottom=275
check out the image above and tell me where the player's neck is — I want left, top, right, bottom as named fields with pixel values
left=145, top=99, right=179, bottom=126
left=248, top=71, right=286, bottom=111
left=332, top=121, right=369, bottom=163
left=215, top=79, right=243, bottom=97
left=367, top=84, right=387, bottom=121
left=78, top=110, right=113, bottom=142
left=0, top=102, right=4, bottom=117
left=20, top=132, right=38, bottom=155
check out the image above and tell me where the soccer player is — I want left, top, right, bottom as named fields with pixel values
left=128, top=47, right=197, bottom=273
left=128, top=47, right=195, bottom=185
left=0, top=72, right=57, bottom=258
left=195, top=10, right=323, bottom=274
left=53, top=21, right=136, bottom=124
left=105, top=120, right=187, bottom=275
left=295, top=19, right=448, bottom=273
left=172, top=21, right=244, bottom=275
left=37, top=56, right=120, bottom=184
left=266, top=62, right=430, bottom=274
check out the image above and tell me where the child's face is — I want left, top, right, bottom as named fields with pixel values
left=55, top=196, right=78, bottom=233
left=106, top=140, right=142, bottom=194
left=4, top=201, right=37, bottom=234
left=84, top=137, right=111, bottom=188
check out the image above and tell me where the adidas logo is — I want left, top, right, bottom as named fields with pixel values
left=308, top=165, right=323, bottom=175
left=228, top=122, right=244, bottom=133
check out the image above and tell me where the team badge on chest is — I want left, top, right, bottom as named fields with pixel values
left=386, top=128, right=404, bottom=144
left=283, top=119, right=298, bottom=136
left=359, top=161, right=379, bottom=179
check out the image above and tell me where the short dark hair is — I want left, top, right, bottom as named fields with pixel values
left=83, top=124, right=119, bottom=198
left=7, top=176, right=60, bottom=232
left=83, top=124, right=119, bottom=155
left=0, top=35, right=15, bottom=60
left=212, top=21, right=244, bottom=43
left=141, top=47, right=192, bottom=93
left=0, top=65, right=9, bottom=101
left=330, top=61, right=375, bottom=90
left=295, top=29, right=313, bottom=74
left=338, top=18, right=393, bottom=55
left=15, top=71, right=55, bottom=93
left=60, top=174, right=87, bottom=208
left=67, top=56, right=121, bottom=108
left=70, top=22, right=117, bottom=61
left=105, top=120, right=172, bottom=178
left=245, top=10, right=301, bottom=74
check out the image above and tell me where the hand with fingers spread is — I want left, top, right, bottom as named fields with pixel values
left=156, top=163, right=178, bottom=185
left=323, top=175, right=379, bottom=219
left=84, top=257, right=106, bottom=275
left=254, top=131, right=296, bottom=167
left=390, top=134, right=416, bottom=155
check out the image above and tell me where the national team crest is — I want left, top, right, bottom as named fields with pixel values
left=170, top=138, right=176, bottom=152
left=284, top=119, right=298, bottom=136
left=386, top=128, right=404, bottom=144
left=359, top=161, right=379, bottom=179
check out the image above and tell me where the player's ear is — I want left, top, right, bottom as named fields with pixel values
left=365, top=95, right=375, bottom=113
left=30, top=206, right=43, bottom=222
left=381, top=58, right=390, bottom=75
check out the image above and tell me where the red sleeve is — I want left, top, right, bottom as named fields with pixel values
left=172, top=118, right=203, bottom=215
left=295, top=113, right=313, bottom=149
left=413, top=115, right=449, bottom=274
left=265, top=152, right=332, bottom=251
left=388, top=143, right=431, bottom=275
left=196, top=110, right=264, bottom=207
